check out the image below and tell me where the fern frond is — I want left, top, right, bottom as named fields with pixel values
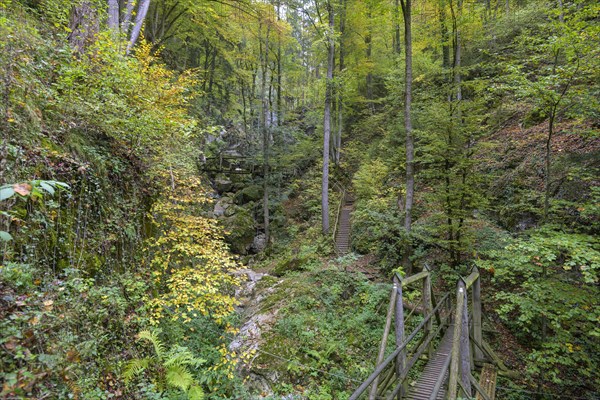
left=164, top=346, right=206, bottom=368
left=123, top=358, right=150, bottom=383
left=166, top=364, right=194, bottom=391
left=188, top=385, right=205, bottom=400
left=137, top=329, right=165, bottom=358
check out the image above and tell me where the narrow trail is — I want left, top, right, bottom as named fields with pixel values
left=335, top=194, right=354, bottom=254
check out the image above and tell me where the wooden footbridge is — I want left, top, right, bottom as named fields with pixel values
left=350, top=266, right=507, bottom=400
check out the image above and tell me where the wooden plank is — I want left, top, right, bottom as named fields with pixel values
left=459, top=293, right=472, bottom=397
left=472, top=270, right=483, bottom=362
left=423, top=267, right=433, bottom=358
left=447, top=282, right=466, bottom=400
left=369, top=285, right=398, bottom=400
left=394, top=275, right=406, bottom=399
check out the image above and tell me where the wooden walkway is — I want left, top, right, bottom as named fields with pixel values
left=335, top=197, right=353, bottom=254
left=350, top=269, right=501, bottom=400
left=406, top=326, right=454, bottom=400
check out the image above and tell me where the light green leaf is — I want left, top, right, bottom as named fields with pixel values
left=0, top=186, right=15, bottom=201
left=0, top=231, right=12, bottom=241
left=39, top=182, right=55, bottom=195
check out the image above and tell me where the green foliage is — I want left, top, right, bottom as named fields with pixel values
left=252, top=267, right=389, bottom=396
left=476, top=228, right=599, bottom=391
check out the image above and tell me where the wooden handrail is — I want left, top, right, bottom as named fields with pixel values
left=348, top=292, right=450, bottom=400
left=331, top=187, right=346, bottom=253
left=369, top=283, right=398, bottom=400
left=448, top=281, right=466, bottom=399
left=395, top=270, right=429, bottom=287
left=462, top=269, right=480, bottom=289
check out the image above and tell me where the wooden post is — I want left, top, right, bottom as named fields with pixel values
left=448, top=281, right=465, bottom=400
left=472, top=268, right=483, bottom=362
left=423, top=265, right=433, bottom=357
left=460, top=280, right=473, bottom=397
left=394, top=275, right=405, bottom=399
left=369, top=284, right=398, bottom=400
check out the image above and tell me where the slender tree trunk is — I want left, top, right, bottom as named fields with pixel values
left=261, top=23, right=271, bottom=242
left=277, top=1, right=283, bottom=127
left=121, top=0, right=136, bottom=35
left=439, top=0, right=450, bottom=71
left=334, top=0, right=346, bottom=164
left=544, top=109, right=555, bottom=221
left=322, top=1, right=335, bottom=235
left=126, top=0, right=151, bottom=55
left=260, top=23, right=271, bottom=244
left=107, top=0, right=119, bottom=31
left=366, top=7, right=374, bottom=113
left=451, top=0, right=463, bottom=101
left=400, top=0, right=414, bottom=272
left=68, top=2, right=99, bottom=54
left=394, top=0, right=401, bottom=55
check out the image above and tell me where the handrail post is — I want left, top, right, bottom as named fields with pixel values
left=369, top=284, right=398, bottom=400
left=332, top=188, right=346, bottom=254
left=448, top=281, right=465, bottom=400
left=459, top=278, right=472, bottom=398
left=472, top=267, right=483, bottom=362
left=423, top=265, right=433, bottom=358
left=394, top=275, right=405, bottom=399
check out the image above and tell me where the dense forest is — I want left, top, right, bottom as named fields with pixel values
left=0, top=0, right=598, bottom=398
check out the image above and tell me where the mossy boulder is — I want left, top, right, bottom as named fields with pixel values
left=222, top=205, right=256, bottom=254
left=235, top=184, right=262, bottom=204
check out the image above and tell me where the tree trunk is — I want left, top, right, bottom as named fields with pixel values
left=68, top=2, right=99, bottom=54
left=277, top=0, right=283, bottom=127
left=400, top=0, right=414, bottom=273
left=366, top=6, right=374, bottom=113
left=544, top=109, right=554, bottom=221
left=121, top=0, right=136, bottom=35
left=439, top=0, right=450, bottom=71
left=107, top=0, right=119, bottom=31
left=394, top=0, right=401, bottom=55
left=126, top=0, right=151, bottom=55
left=322, top=1, right=335, bottom=235
left=261, top=23, right=271, bottom=242
left=334, top=0, right=346, bottom=164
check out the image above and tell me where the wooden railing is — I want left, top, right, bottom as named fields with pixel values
left=349, top=266, right=452, bottom=400
left=350, top=265, right=508, bottom=400
left=447, top=267, right=497, bottom=400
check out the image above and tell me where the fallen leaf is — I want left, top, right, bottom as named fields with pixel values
left=4, top=340, right=17, bottom=350
left=13, top=183, right=32, bottom=196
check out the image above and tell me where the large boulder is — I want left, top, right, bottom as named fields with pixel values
left=251, top=233, right=267, bottom=253
left=214, top=174, right=233, bottom=193
left=222, top=205, right=256, bottom=254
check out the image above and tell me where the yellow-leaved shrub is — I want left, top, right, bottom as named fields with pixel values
left=145, top=170, right=241, bottom=327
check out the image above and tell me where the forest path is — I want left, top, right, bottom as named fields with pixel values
left=335, top=194, right=354, bottom=254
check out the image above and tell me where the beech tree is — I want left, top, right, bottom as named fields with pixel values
left=400, top=0, right=413, bottom=271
